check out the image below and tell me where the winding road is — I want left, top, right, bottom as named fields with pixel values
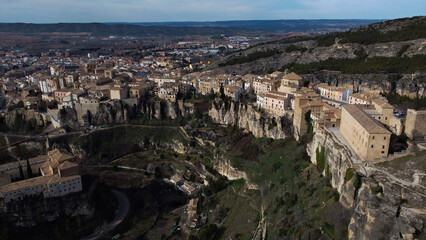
left=82, top=190, right=130, bottom=240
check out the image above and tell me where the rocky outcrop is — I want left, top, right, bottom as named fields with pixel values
left=4, top=109, right=46, bottom=130
left=209, top=100, right=288, bottom=139
left=302, top=72, right=425, bottom=98
left=307, top=130, right=426, bottom=240
left=213, top=158, right=257, bottom=190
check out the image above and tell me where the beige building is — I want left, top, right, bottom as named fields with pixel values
left=110, top=85, right=129, bottom=100
left=311, top=104, right=341, bottom=130
left=278, top=72, right=303, bottom=94
left=371, top=98, right=394, bottom=126
left=348, top=93, right=372, bottom=105
left=340, top=105, right=391, bottom=161
left=253, top=79, right=275, bottom=95
left=405, top=109, right=426, bottom=140
left=293, top=92, right=322, bottom=140
left=199, top=80, right=213, bottom=95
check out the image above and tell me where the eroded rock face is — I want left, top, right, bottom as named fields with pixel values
left=5, top=109, right=45, bottom=129
left=307, top=130, right=426, bottom=240
left=213, top=158, right=258, bottom=190
left=208, top=100, right=288, bottom=139
left=302, top=72, right=425, bottom=99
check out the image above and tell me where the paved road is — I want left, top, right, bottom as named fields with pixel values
left=82, top=190, right=130, bottom=240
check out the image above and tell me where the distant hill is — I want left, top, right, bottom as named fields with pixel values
left=0, top=23, right=247, bottom=36
left=108, top=19, right=382, bottom=32
left=210, top=16, right=426, bottom=75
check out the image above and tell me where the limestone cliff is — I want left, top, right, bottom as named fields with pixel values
left=307, top=129, right=425, bottom=239
left=302, top=72, right=425, bottom=98
left=4, top=108, right=46, bottom=130
left=208, top=100, right=288, bottom=139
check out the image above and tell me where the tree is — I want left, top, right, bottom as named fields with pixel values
left=199, top=224, right=219, bottom=240
left=26, top=159, right=33, bottom=178
left=19, top=164, right=24, bottom=180
left=220, top=84, right=225, bottom=100
left=304, top=110, right=313, bottom=133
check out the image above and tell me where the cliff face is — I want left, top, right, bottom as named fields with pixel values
left=302, top=72, right=425, bottom=98
left=208, top=100, right=288, bottom=139
left=4, top=109, right=46, bottom=130
left=307, top=130, right=425, bottom=239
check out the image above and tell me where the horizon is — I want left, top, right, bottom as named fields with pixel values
left=0, top=0, right=424, bottom=23
left=0, top=18, right=390, bottom=25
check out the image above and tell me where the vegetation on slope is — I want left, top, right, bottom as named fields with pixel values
left=280, top=54, right=426, bottom=74
left=69, top=125, right=188, bottom=163
left=218, top=49, right=281, bottom=66
left=315, top=16, right=426, bottom=46
left=226, top=133, right=350, bottom=239
left=217, top=16, right=426, bottom=72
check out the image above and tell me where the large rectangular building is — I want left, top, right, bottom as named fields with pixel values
left=340, top=105, right=391, bottom=161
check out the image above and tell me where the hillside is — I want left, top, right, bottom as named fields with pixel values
left=0, top=23, right=247, bottom=36
left=210, top=16, right=426, bottom=75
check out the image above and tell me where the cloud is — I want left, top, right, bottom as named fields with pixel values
left=0, top=0, right=424, bottom=22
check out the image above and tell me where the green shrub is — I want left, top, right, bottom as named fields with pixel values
left=370, top=186, right=383, bottom=195
left=316, top=146, right=326, bottom=173
left=219, top=49, right=281, bottom=66
left=284, top=44, right=308, bottom=53
left=353, top=174, right=362, bottom=190
left=344, top=168, right=354, bottom=182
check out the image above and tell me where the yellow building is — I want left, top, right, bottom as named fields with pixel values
left=340, top=105, right=391, bottom=162
left=293, top=93, right=322, bottom=140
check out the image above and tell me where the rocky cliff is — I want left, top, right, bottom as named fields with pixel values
left=208, top=100, right=288, bottom=139
left=4, top=108, right=46, bottom=131
left=307, top=129, right=425, bottom=239
left=302, top=72, right=425, bottom=98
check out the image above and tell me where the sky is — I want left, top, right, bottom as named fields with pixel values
left=0, top=0, right=425, bottom=23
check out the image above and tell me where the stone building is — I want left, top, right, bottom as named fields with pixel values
left=340, top=105, right=391, bottom=161
left=293, top=92, right=322, bottom=140
left=405, top=109, right=426, bottom=140
left=278, top=72, right=303, bottom=94
left=253, top=78, right=275, bottom=95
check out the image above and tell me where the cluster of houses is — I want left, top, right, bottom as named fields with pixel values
left=2, top=55, right=425, bottom=165
left=293, top=87, right=425, bottom=161
left=168, top=169, right=206, bottom=229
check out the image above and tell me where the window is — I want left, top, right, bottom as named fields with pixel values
left=371, top=145, right=374, bottom=148
left=382, top=145, right=385, bottom=149
left=384, top=137, right=386, bottom=140
left=381, top=151, right=385, bottom=154
left=372, top=136, right=375, bottom=140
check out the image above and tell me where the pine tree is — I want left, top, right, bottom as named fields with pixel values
left=220, top=84, right=225, bottom=100
left=26, top=159, right=33, bottom=178
left=19, top=164, right=24, bottom=180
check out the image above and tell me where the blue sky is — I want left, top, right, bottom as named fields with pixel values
left=0, top=0, right=425, bottom=23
